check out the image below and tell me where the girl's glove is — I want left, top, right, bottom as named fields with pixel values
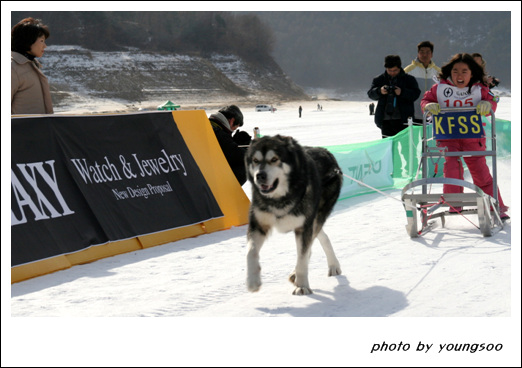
left=424, top=103, right=441, bottom=115
left=476, top=101, right=492, bottom=116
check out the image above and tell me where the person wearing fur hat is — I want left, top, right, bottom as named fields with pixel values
left=208, top=105, right=251, bottom=185
left=367, top=55, right=420, bottom=138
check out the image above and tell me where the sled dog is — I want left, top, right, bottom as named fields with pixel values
left=245, top=135, right=343, bottom=295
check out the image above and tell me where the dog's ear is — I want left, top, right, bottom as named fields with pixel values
left=276, top=135, right=295, bottom=146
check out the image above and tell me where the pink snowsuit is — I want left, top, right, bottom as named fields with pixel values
left=421, top=79, right=508, bottom=213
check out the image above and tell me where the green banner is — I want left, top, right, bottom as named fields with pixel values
left=326, top=118, right=511, bottom=200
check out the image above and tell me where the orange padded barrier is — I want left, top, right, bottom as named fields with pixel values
left=12, top=110, right=250, bottom=283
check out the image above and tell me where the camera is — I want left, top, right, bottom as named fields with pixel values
left=384, top=85, right=396, bottom=94
left=488, top=76, right=500, bottom=88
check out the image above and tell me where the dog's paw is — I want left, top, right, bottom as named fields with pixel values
left=247, top=275, right=262, bottom=292
left=293, top=287, right=313, bottom=295
left=328, top=265, right=342, bottom=277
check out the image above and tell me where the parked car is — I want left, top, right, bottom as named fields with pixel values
left=255, top=104, right=277, bottom=112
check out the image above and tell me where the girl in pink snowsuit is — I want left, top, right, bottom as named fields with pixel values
left=421, top=53, right=509, bottom=220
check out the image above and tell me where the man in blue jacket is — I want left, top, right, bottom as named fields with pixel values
left=367, top=55, right=420, bottom=139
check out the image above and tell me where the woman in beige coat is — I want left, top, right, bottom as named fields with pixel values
left=11, top=17, right=53, bottom=115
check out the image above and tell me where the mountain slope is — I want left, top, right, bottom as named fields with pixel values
left=43, top=46, right=309, bottom=111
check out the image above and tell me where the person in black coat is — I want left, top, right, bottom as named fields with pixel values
left=208, top=105, right=251, bottom=185
left=367, top=55, right=420, bottom=138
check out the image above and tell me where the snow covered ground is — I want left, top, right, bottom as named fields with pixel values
left=4, top=98, right=520, bottom=367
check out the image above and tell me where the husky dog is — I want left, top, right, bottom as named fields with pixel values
left=245, top=135, right=343, bottom=295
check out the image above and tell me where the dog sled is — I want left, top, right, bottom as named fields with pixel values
left=401, top=107, right=503, bottom=237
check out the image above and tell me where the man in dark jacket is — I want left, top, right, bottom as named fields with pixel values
left=208, top=105, right=251, bottom=185
left=367, top=55, right=421, bottom=138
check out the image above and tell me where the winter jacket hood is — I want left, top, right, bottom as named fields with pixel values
left=209, top=112, right=232, bottom=134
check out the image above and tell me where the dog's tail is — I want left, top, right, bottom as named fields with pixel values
left=322, top=167, right=343, bottom=186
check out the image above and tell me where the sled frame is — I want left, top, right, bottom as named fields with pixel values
left=401, top=108, right=503, bottom=238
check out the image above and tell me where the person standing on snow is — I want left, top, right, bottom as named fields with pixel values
left=367, top=55, right=420, bottom=138
left=471, top=53, right=500, bottom=90
left=404, top=41, right=441, bottom=125
left=208, top=105, right=251, bottom=185
left=11, top=17, right=53, bottom=115
left=421, top=53, right=509, bottom=220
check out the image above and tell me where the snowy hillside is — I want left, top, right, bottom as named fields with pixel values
left=43, top=45, right=308, bottom=112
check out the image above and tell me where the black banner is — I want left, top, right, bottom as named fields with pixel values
left=11, top=112, right=223, bottom=266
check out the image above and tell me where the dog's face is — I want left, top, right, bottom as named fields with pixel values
left=246, top=136, right=294, bottom=199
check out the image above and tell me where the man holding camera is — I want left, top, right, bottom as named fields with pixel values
left=367, top=55, right=420, bottom=139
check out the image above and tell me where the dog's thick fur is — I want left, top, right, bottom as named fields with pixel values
left=245, top=135, right=343, bottom=295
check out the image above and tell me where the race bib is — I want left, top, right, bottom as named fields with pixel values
left=436, top=84, right=483, bottom=108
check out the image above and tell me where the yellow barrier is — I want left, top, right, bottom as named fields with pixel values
left=11, top=110, right=250, bottom=283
